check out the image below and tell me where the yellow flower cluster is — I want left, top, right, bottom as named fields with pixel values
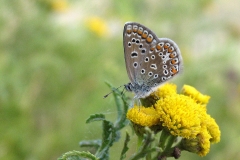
left=153, top=83, right=177, bottom=98
left=156, top=94, right=201, bottom=139
left=85, top=17, right=108, bottom=37
left=182, top=85, right=210, bottom=105
left=51, top=0, right=69, bottom=12
left=127, top=106, right=159, bottom=127
left=126, top=83, right=221, bottom=156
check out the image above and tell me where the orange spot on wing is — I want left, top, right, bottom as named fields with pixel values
left=168, top=47, right=173, bottom=53
left=164, top=44, right=169, bottom=49
left=171, top=59, right=176, bottom=64
left=126, top=29, right=132, bottom=34
left=156, top=44, right=162, bottom=50
left=169, top=53, right=175, bottom=58
left=171, top=67, right=178, bottom=74
left=133, top=26, right=138, bottom=33
left=138, top=29, right=143, bottom=35
left=146, top=36, right=153, bottom=43
left=150, top=47, right=155, bottom=51
left=142, top=32, right=148, bottom=38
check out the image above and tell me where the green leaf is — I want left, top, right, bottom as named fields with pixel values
left=129, top=127, right=157, bottom=160
left=58, top=150, right=98, bottom=160
left=78, top=83, right=132, bottom=160
left=86, top=114, right=105, bottom=123
left=95, top=120, right=114, bottom=160
left=105, top=82, right=130, bottom=130
left=79, top=140, right=101, bottom=149
left=120, top=132, right=130, bottom=160
left=159, top=129, right=174, bottom=151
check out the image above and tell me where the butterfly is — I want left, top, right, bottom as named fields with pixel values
left=123, top=22, right=183, bottom=99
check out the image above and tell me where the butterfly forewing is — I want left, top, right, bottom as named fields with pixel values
left=123, top=22, right=158, bottom=84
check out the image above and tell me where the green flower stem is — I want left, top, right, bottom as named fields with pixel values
left=164, top=134, right=176, bottom=151
left=137, top=136, right=143, bottom=150
left=146, top=152, right=152, bottom=160
left=158, top=129, right=177, bottom=157
left=159, top=129, right=169, bottom=150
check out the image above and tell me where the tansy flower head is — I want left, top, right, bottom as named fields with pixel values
left=195, top=105, right=220, bottom=144
left=181, top=127, right=211, bottom=157
left=202, top=114, right=221, bottom=143
left=182, top=85, right=210, bottom=105
left=155, top=94, right=202, bottom=139
left=126, top=106, right=159, bottom=127
left=126, top=83, right=220, bottom=157
left=153, top=83, right=177, bottom=98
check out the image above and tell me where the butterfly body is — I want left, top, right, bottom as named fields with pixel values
left=123, top=22, right=183, bottom=98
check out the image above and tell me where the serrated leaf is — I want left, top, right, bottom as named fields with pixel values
left=79, top=140, right=101, bottom=148
left=114, top=94, right=130, bottom=130
left=86, top=114, right=105, bottom=123
left=120, top=132, right=130, bottom=160
left=101, top=120, right=114, bottom=147
left=95, top=120, right=114, bottom=160
left=105, top=83, right=130, bottom=131
left=58, top=150, right=98, bottom=160
left=129, top=127, right=156, bottom=160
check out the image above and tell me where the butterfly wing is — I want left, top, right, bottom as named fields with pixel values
left=123, top=22, right=159, bottom=84
left=123, top=22, right=183, bottom=95
left=145, top=38, right=183, bottom=85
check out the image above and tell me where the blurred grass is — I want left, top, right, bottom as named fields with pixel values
left=0, top=0, right=240, bottom=159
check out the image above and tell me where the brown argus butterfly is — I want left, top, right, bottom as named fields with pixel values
left=123, top=22, right=183, bottom=99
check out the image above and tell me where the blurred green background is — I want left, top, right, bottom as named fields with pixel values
left=1, top=0, right=240, bottom=159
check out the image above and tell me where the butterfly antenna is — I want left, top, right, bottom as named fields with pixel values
left=120, top=87, right=126, bottom=96
left=103, top=85, right=123, bottom=98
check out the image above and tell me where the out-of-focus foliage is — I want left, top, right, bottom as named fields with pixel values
left=0, top=0, right=239, bottom=159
